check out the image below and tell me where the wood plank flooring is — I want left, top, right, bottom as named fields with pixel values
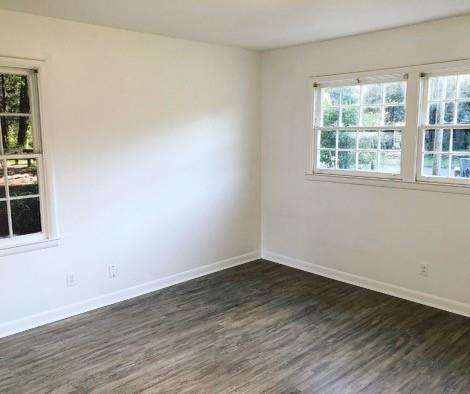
left=0, top=260, right=469, bottom=393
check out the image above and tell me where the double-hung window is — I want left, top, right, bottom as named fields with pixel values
left=418, top=72, right=470, bottom=183
left=309, top=59, right=470, bottom=191
left=313, top=76, right=407, bottom=177
left=0, top=66, right=49, bottom=249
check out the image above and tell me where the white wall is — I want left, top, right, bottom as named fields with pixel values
left=261, top=15, right=470, bottom=309
left=0, top=10, right=260, bottom=330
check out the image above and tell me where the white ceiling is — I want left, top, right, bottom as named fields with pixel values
left=1, top=0, right=470, bottom=50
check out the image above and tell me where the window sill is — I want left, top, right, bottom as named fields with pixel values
left=305, top=173, right=470, bottom=195
left=0, top=236, right=60, bottom=257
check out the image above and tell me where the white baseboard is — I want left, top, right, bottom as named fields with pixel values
left=0, top=251, right=260, bottom=339
left=263, top=250, right=470, bottom=318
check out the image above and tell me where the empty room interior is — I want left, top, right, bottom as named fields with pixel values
left=0, top=0, right=470, bottom=392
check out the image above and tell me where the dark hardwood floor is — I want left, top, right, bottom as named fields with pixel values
left=0, top=260, right=469, bottom=393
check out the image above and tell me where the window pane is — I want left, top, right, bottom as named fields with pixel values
left=379, top=152, right=401, bottom=173
left=384, top=82, right=405, bottom=104
left=1, top=116, right=34, bottom=154
left=322, top=87, right=341, bottom=106
left=6, top=159, right=38, bottom=197
left=429, top=77, right=445, bottom=101
left=424, top=129, right=451, bottom=152
left=358, top=131, right=378, bottom=149
left=380, top=130, right=401, bottom=150
left=362, top=106, right=382, bottom=126
left=338, top=131, right=356, bottom=149
left=445, top=76, right=458, bottom=100
left=358, top=152, right=377, bottom=171
left=457, top=102, right=470, bottom=124
left=318, top=150, right=336, bottom=169
left=320, top=130, right=336, bottom=149
left=322, top=108, right=339, bottom=127
left=341, top=86, right=360, bottom=105
left=341, top=106, right=359, bottom=126
left=452, top=129, right=470, bottom=152
left=428, top=102, right=441, bottom=125
left=455, top=156, right=470, bottom=178
left=11, top=197, right=41, bottom=236
left=362, top=84, right=382, bottom=105
left=338, top=151, right=356, bottom=169
left=0, top=160, right=5, bottom=199
left=0, top=74, right=30, bottom=113
left=423, top=154, right=450, bottom=176
left=443, top=102, right=455, bottom=124
left=0, top=201, right=8, bottom=238
left=458, top=74, right=470, bottom=99
left=384, top=106, right=405, bottom=126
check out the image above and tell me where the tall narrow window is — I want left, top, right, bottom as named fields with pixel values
left=419, top=72, right=470, bottom=183
left=0, top=68, right=44, bottom=243
left=313, top=77, right=407, bottom=177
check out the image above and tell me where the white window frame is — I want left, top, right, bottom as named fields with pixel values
left=312, top=73, right=407, bottom=180
left=417, top=69, right=470, bottom=186
left=306, top=58, right=470, bottom=194
left=0, top=56, right=59, bottom=257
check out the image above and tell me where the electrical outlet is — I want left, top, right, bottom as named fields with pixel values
left=66, top=272, right=76, bottom=287
left=108, top=264, right=118, bottom=279
left=419, top=263, right=429, bottom=277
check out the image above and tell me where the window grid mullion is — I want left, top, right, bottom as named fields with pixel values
left=3, top=158, right=13, bottom=238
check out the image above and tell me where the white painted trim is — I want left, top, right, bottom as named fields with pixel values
left=0, top=236, right=59, bottom=257
left=0, top=250, right=260, bottom=338
left=262, top=250, right=470, bottom=318
left=305, top=173, right=470, bottom=195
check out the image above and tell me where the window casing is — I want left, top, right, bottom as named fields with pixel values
left=309, top=59, right=470, bottom=190
left=0, top=66, right=49, bottom=249
left=313, top=76, right=406, bottom=178
left=417, top=72, right=470, bottom=184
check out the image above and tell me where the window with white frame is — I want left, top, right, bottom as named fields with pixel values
left=0, top=67, right=46, bottom=243
left=314, top=77, right=407, bottom=177
left=310, top=60, right=470, bottom=189
left=418, top=72, right=470, bottom=182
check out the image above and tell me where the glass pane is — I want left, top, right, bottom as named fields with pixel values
left=362, top=84, right=382, bottom=105
left=384, top=82, right=405, bottom=104
left=0, top=74, right=30, bottom=113
left=322, top=108, right=339, bottom=127
left=318, top=150, right=336, bottom=169
left=341, top=106, right=359, bottom=126
left=358, top=152, right=377, bottom=171
left=380, top=130, right=401, bottom=150
left=358, top=131, right=378, bottom=149
left=338, top=151, right=356, bottom=170
left=362, top=106, right=382, bottom=126
left=458, top=74, right=470, bottom=99
left=379, top=152, right=401, bottom=173
left=454, top=155, right=470, bottom=178
left=0, top=200, right=8, bottom=238
left=338, top=131, right=356, bottom=149
left=443, top=102, right=455, bottom=124
left=322, top=87, right=341, bottom=106
left=6, top=159, right=38, bottom=197
left=11, top=197, right=41, bottom=236
left=424, top=129, right=451, bottom=152
left=429, top=77, right=445, bottom=101
left=341, top=86, right=360, bottom=105
left=423, top=153, right=450, bottom=176
left=384, top=106, right=405, bottom=126
left=457, top=102, right=470, bottom=124
left=428, top=103, right=441, bottom=125
left=0, top=160, right=5, bottom=199
left=1, top=116, right=34, bottom=154
left=320, top=130, right=336, bottom=149
left=445, top=76, right=458, bottom=100
left=452, top=129, right=470, bottom=152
